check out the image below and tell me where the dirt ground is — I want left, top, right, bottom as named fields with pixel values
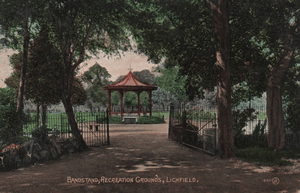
left=1, top=120, right=300, bottom=193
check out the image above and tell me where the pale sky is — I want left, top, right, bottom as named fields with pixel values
left=0, top=49, right=158, bottom=88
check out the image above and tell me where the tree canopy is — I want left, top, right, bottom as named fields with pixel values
left=82, top=63, right=111, bottom=111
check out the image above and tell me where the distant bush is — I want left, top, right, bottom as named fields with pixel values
left=136, top=116, right=165, bottom=124
left=186, top=111, right=216, bottom=121
left=94, top=114, right=122, bottom=124
left=109, top=117, right=122, bottom=124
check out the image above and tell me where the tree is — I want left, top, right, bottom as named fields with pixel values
left=128, top=0, right=270, bottom=157
left=152, top=87, right=177, bottom=110
left=0, top=86, right=27, bottom=143
left=124, top=92, right=138, bottom=111
left=111, top=91, right=121, bottom=111
left=82, top=63, right=111, bottom=112
left=39, top=0, right=157, bottom=149
left=155, top=66, right=188, bottom=102
left=1, top=0, right=132, bottom=148
left=245, top=0, right=300, bottom=150
left=128, top=0, right=232, bottom=156
left=133, top=70, right=156, bottom=86
left=283, top=63, right=300, bottom=141
left=5, top=26, right=87, bottom=127
left=0, top=87, right=17, bottom=129
left=283, top=63, right=300, bottom=145
left=27, top=25, right=62, bottom=126
left=206, top=0, right=233, bottom=157
left=0, top=0, right=46, bottom=113
left=140, top=91, right=149, bottom=109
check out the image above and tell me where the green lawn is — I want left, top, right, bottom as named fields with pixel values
left=152, top=111, right=170, bottom=118
left=257, top=112, right=267, bottom=120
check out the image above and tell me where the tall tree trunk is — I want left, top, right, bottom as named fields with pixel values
left=60, top=70, right=87, bottom=149
left=42, top=105, right=47, bottom=126
left=36, top=104, right=40, bottom=127
left=61, top=94, right=87, bottom=150
left=266, top=32, right=295, bottom=150
left=58, top=18, right=92, bottom=149
left=266, top=79, right=285, bottom=149
left=208, top=0, right=233, bottom=158
left=16, top=0, right=29, bottom=112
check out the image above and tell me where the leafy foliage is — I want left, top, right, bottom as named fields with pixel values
left=31, top=125, right=48, bottom=141
left=27, top=25, right=62, bottom=106
left=124, top=92, right=138, bottom=108
left=82, top=63, right=111, bottom=111
left=108, top=117, right=122, bottom=124
left=0, top=110, right=27, bottom=144
left=232, top=108, right=257, bottom=142
left=252, top=119, right=267, bottom=137
left=140, top=91, right=149, bottom=108
left=5, top=27, right=87, bottom=107
left=111, top=91, right=121, bottom=107
left=152, top=87, right=177, bottom=108
left=155, top=66, right=187, bottom=102
left=283, top=64, right=300, bottom=135
left=132, top=70, right=156, bottom=86
left=136, top=116, right=165, bottom=124
left=0, top=87, right=28, bottom=144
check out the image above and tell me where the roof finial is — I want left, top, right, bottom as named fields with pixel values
left=128, top=64, right=133, bottom=72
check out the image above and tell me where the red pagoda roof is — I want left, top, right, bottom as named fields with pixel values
left=103, top=71, right=157, bottom=91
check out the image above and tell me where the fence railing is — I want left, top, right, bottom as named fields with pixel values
left=168, top=102, right=300, bottom=150
left=232, top=105, right=268, bottom=148
left=23, top=110, right=110, bottom=147
left=232, top=105, right=300, bottom=149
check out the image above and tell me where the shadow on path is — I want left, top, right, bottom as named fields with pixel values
left=0, top=121, right=299, bottom=192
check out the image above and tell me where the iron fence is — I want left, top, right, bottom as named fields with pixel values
left=169, top=102, right=300, bottom=151
left=232, top=105, right=268, bottom=148
left=233, top=105, right=300, bottom=149
left=23, top=110, right=109, bottom=147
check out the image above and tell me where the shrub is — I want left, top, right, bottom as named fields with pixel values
left=109, top=117, right=122, bottom=124
left=95, top=115, right=122, bottom=124
left=186, top=111, right=215, bottom=121
left=136, top=116, right=165, bottom=124
left=232, top=108, right=257, bottom=144
left=32, top=125, right=48, bottom=141
left=0, top=110, right=27, bottom=144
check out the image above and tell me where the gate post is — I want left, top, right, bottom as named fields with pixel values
left=106, top=108, right=110, bottom=145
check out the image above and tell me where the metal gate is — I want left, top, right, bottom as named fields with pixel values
left=76, top=110, right=110, bottom=146
left=168, top=103, right=217, bottom=155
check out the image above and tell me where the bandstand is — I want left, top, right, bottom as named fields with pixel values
left=103, top=71, right=157, bottom=118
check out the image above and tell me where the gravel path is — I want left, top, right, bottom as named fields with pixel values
left=0, top=121, right=300, bottom=193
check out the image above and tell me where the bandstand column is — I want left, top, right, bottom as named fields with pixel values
left=119, top=91, right=124, bottom=118
left=137, top=91, right=141, bottom=117
left=148, top=91, right=152, bottom=116
left=108, top=90, right=112, bottom=116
